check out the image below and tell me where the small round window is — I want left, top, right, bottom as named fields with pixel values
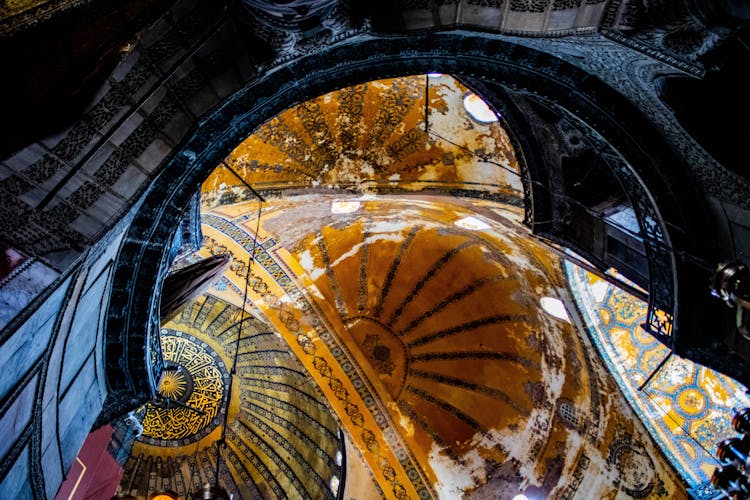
left=540, top=296, right=570, bottom=322
left=463, top=93, right=499, bottom=123
left=330, top=476, right=340, bottom=495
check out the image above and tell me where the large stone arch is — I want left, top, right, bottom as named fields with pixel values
left=103, top=30, right=714, bottom=421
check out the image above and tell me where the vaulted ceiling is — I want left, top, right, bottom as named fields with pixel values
left=205, top=74, right=522, bottom=200
left=118, top=296, right=344, bottom=499
left=2, top=0, right=750, bottom=498
left=109, top=74, right=691, bottom=498
left=191, top=192, right=686, bottom=498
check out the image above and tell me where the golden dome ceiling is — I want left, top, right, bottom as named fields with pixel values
left=109, top=74, right=690, bottom=499
left=117, top=296, right=344, bottom=499
left=202, top=74, right=522, bottom=202
left=136, top=330, right=228, bottom=445
left=198, top=193, right=687, bottom=499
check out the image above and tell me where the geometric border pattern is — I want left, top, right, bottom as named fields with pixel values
left=201, top=212, right=433, bottom=499
left=565, top=261, right=750, bottom=486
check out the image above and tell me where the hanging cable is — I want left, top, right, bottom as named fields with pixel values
left=643, top=389, right=721, bottom=465
left=426, top=128, right=521, bottom=177
left=211, top=174, right=263, bottom=496
left=221, top=160, right=267, bottom=203
left=424, top=73, right=430, bottom=135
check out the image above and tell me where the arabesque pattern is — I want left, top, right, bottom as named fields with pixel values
left=566, top=262, right=750, bottom=486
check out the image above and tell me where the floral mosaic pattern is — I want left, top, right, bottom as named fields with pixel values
left=565, top=262, right=750, bottom=485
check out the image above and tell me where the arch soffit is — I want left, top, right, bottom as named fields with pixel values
left=103, top=30, right=706, bottom=419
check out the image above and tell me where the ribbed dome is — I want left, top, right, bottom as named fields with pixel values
left=109, top=74, right=687, bottom=499
left=202, top=74, right=522, bottom=203
left=197, top=193, right=686, bottom=498
left=117, top=296, right=344, bottom=499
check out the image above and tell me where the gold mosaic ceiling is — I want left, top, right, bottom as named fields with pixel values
left=118, top=296, right=344, bottom=499
left=199, top=193, right=687, bottom=499
left=203, top=74, right=522, bottom=202
left=119, top=74, right=690, bottom=498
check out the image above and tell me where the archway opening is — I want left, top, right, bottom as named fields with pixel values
left=97, top=73, right=694, bottom=499
left=99, top=32, right=719, bottom=497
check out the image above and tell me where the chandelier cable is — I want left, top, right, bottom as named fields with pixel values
left=213, top=173, right=264, bottom=490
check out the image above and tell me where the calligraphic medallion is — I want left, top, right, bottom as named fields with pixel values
left=135, top=331, right=229, bottom=446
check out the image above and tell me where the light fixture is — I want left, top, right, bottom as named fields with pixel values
left=711, top=406, right=750, bottom=499
left=191, top=483, right=230, bottom=500
left=711, top=261, right=750, bottom=340
left=149, top=491, right=180, bottom=500
left=735, top=408, right=750, bottom=435
left=329, top=476, right=340, bottom=496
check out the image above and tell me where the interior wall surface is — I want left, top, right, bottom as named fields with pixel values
left=0, top=223, right=128, bottom=499
left=1, top=0, right=749, bottom=496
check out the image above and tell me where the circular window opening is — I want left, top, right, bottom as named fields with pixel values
left=463, top=92, right=499, bottom=123
left=330, top=476, right=340, bottom=495
left=540, top=296, right=570, bottom=322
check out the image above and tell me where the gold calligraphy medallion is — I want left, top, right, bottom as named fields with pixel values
left=135, top=332, right=228, bottom=446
